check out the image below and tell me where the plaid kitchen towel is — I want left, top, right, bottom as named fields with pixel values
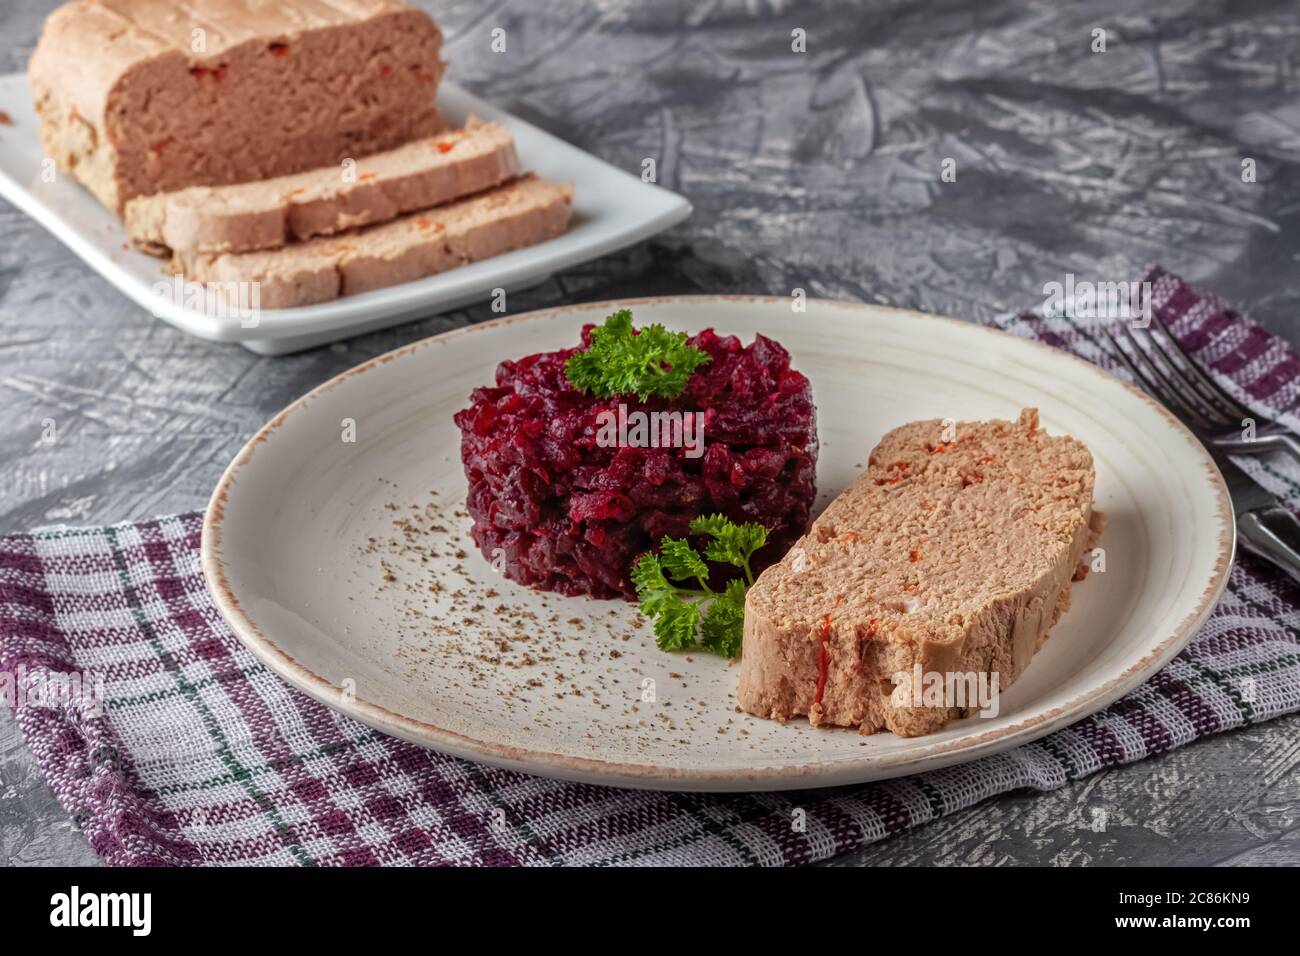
left=2, top=266, right=1299, bottom=867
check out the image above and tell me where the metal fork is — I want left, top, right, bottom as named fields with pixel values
left=1108, top=312, right=1300, bottom=464
left=1107, top=322, right=1300, bottom=583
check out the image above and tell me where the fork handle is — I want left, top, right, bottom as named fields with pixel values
left=1238, top=505, right=1300, bottom=585
left=1214, top=432, right=1300, bottom=466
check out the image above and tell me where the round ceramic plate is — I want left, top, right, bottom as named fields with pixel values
left=202, top=297, right=1234, bottom=791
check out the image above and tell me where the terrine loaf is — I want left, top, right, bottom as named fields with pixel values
left=29, top=0, right=446, bottom=214
left=124, top=119, right=521, bottom=255
left=737, top=409, right=1099, bottom=738
left=181, top=174, right=574, bottom=308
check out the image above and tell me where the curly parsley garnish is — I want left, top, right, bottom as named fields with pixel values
left=631, top=515, right=768, bottom=658
left=564, top=309, right=711, bottom=401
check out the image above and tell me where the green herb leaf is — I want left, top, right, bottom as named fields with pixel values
left=691, top=514, right=767, bottom=570
left=630, top=552, right=671, bottom=598
left=657, top=538, right=709, bottom=582
left=651, top=599, right=701, bottom=652
left=564, top=309, right=712, bottom=401
left=632, top=554, right=700, bottom=651
left=689, top=513, right=768, bottom=586
left=699, top=578, right=747, bottom=657
left=631, top=517, right=768, bottom=658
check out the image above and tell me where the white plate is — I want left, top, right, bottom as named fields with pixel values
left=202, top=297, right=1234, bottom=791
left=0, top=73, right=690, bottom=355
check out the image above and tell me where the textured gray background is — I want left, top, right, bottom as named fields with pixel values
left=2, top=0, right=1299, bottom=867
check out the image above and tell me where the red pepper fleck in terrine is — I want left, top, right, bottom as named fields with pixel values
left=814, top=614, right=833, bottom=705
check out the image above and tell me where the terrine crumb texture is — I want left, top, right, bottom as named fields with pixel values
left=29, top=0, right=446, bottom=213
left=737, top=409, right=1100, bottom=737
left=455, top=328, right=819, bottom=600
left=179, top=174, right=573, bottom=309
left=124, top=119, right=520, bottom=256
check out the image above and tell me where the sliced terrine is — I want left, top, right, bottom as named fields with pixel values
left=180, top=174, right=574, bottom=308
left=124, top=119, right=521, bottom=255
left=736, top=409, right=1100, bottom=737
left=29, top=0, right=446, bottom=213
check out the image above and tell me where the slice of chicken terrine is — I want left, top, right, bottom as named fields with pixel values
left=736, top=409, right=1101, bottom=738
left=179, top=174, right=574, bottom=308
left=124, top=119, right=521, bottom=256
left=29, top=0, right=446, bottom=213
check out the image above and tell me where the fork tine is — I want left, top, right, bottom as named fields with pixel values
left=1150, top=310, right=1254, bottom=424
left=1115, top=323, right=1218, bottom=432
left=1138, top=325, right=1236, bottom=429
left=1105, top=328, right=1163, bottom=396
left=1107, top=328, right=1215, bottom=433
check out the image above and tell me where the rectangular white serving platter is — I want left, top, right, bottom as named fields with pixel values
left=0, top=72, right=691, bottom=355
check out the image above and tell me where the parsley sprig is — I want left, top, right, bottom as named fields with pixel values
left=564, top=309, right=711, bottom=401
left=631, top=515, right=768, bottom=658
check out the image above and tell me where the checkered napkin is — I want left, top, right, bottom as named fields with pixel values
left=3, top=267, right=1299, bottom=867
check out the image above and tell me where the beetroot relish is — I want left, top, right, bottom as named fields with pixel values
left=453, top=326, right=818, bottom=599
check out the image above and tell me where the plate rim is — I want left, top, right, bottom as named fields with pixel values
left=200, top=295, right=1236, bottom=791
